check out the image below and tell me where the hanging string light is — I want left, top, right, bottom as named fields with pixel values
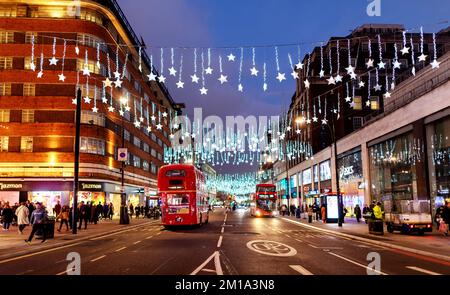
left=431, top=32, right=441, bottom=69
left=335, top=40, right=342, bottom=82
left=30, top=34, right=36, bottom=71
left=58, top=39, right=67, bottom=82
left=191, top=48, right=199, bottom=83
left=217, top=54, right=228, bottom=84
left=176, top=52, right=184, bottom=88
left=250, top=47, right=258, bottom=76
left=238, top=47, right=244, bottom=91
left=275, top=46, right=286, bottom=82
left=199, top=50, right=208, bottom=95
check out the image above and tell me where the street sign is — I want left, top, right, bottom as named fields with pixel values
left=118, top=148, right=128, bottom=161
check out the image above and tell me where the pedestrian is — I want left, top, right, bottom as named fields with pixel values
left=91, top=203, right=99, bottom=225
left=108, top=203, right=114, bottom=220
left=439, top=201, right=450, bottom=236
left=141, top=205, right=145, bottom=218
left=135, top=205, right=140, bottom=219
left=354, top=204, right=362, bottom=223
left=78, top=201, right=88, bottom=230
left=290, top=204, right=296, bottom=216
left=96, top=202, right=103, bottom=221
left=373, top=202, right=383, bottom=220
left=15, top=202, right=29, bottom=234
left=103, top=203, right=108, bottom=220
left=307, top=205, right=313, bottom=223
left=1, top=203, right=14, bottom=231
left=28, top=201, right=35, bottom=220
left=129, top=203, right=134, bottom=219
left=321, top=204, right=326, bottom=223
left=12, top=202, right=19, bottom=225
left=295, top=206, right=301, bottom=218
left=25, top=202, right=48, bottom=244
left=313, top=203, right=320, bottom=221
left=86, top=202, right=92, bottom=224
left=53, top=201, right=61, bottom=218
left=56, top=206, right=70, bottom=232
left=144, top=205, right=149, bottom=218
left=435, top=205, right=445, bottom=230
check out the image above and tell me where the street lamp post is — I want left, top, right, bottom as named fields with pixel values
left=327, top=113, right=343, bottom=227
left=72, top=88, right=82, bottom=234
left=119, top=99, right=129, bottom=225
left=283, top=138, right=290, bottom=212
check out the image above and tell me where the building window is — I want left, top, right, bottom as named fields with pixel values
left=126, top=152, right=131, bottom=165
left=157, top=138, right=163, bottom=147
left=80, top=137, right=105, bottom=155
left=0, top=83, right=11, bottom=96
left=133, top=136, right=141, bottom=148
left=0, top=110, right=10, bottom=122
left=124, top=130, right=130, bottom=141
left=24, top=57, right=37, bottom=70
left=151, top=149, right=156, bottom=157
left=81, top=111, right=105, bottom=126
left=157, top=152, right=163, bottom=161
left=353, top=96, right=362, bottom=110
left=143, top=143, right=149, bottom=153
left=370, top=96, right=380, bottom=110
left=143, top=160, right=149, bottom=171
left=0, top=57, right=12, bottom=69
left=151, top=133, right=157, bottom=142
left=22, top=110, right=34, bottom=123
left=25, top=32, right=37, bottom=44
left=77, top=59, right=104, bottom=75
left=20, top=136, right=33, bottom=152
left=0, top=6, right=17, bottom=17
left=77, top=34, right=106, bottom=52
left=134, top=155, right=141, bottom=168
left=80, top=9, right=103, bottom=25
left=0, top=31, right=14, bottom=44
left=353, top=117, right=363, bottom=130
left=151, top=163, right=157, bottom=174
left=0, top=136, right=8, bottom=152
left=23, top=83, right=35, bottom=96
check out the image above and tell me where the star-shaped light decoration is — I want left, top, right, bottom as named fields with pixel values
left=37, top=71, right=43, bottom=78
left=295, top=129, right=301, bottom=134
left=312, top=116, right=318, bottom=122
left=400, top=46, right=410, bottom=55
left=191, top=74, right=199, bottom=83
left=350, top=101, right=355, bottom=108
left=319, top=70, right=325, bottom=78
left=49, top=56, right=59, bottom=66
left=238, top=84, right=244, bottom=92
left=125, top=106, right=131, bottom=112
left=168, top=66, right=177, bottom=76
left=113, top=71, right=121, bottom=79
left=162, top=112, right=168, bottom=118
left=384, top=91, right=391, bottom=98
left=295, top=61, right=304, bottom=70
left=108, top=105, right=115, bottom=112
left=147, top=72, right=157, bottom=81
left=374, top=84, right=382, bottom=92
left=147, top=126, right=152, bottom=133
left=151, top=115, right=156, bottom=121
left=286, top=126, right=292, bottom=132
left=92, top=106, right=98, bottom=113
left=156, top=123, right=163, bottom=130
left=83, top=96, right=91, bottom=104
left=158, top=75, right=166, bottom=83
left=114, top=78, right=123, bottom=88
left=82, top=67, right=90, bottom=76
left=350, top=72, right=357, bottom=80
left=58, top=73, right=66, bottom=82
left=306, top=118, right=311, bottom=124
left=250, top=67, right=258, bottom=76
left=173, top=123, right=179, bottom=129
left=334, top=74, right=343, bottom=83
left=418, top=53, right=427, bottom=62
left=139, top=117, right=144, bottom=122
left=366, top=100, right=371, bottom=107
left=263, top=83, right=268, bottom=92
left=218, top=74, right=228, bottom=84
left=321, top=118, right=328, bottom=125
left=378, top=60, right=386, bottom=69
left=169, top=134, right=174, bottom=139
left=365, top=58, right=374, bottom=69
left=119, top=110, right=124, bottom=116
left=304, top=79, right=310, bottom=89
left=205, top=67, right=213, bottom=75
left=72, top=98, right=77, bottom=105
left=430, top=59, right=441, bottom=69
left=291, top=71, right=299, bottom=80
left=176, top=80, right=185, bottom=88
left=392, top=60, right=401, bottom=69
left=344, top=95, right=352, bottom=102
left=276, top=72, right=286, bottom=82
left=103, top=78, right=113, bottom=88
left=134, top=121, right=141, bottom=128
left=327, top=76, right=336, bottom=85
left=345, top=65, right=355, bottom=75
left=30, top=62, right=36, bottom=71
left=227, top=53, right=236, bottom=62
left=199, top=87, right=208, bottom=95
left=75, top=46, right=80, bottom=55
left=359, top=81, right=365, bottom=88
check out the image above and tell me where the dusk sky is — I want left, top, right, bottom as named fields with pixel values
left=117, top=0, right=448, bottom=174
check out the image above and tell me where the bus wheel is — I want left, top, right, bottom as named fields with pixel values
left=204, top=213, right=209, bottom=224
left=199, top=214, right=203, bottom=226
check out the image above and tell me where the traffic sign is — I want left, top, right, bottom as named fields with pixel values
left=118, top=148, right=128, bottom=161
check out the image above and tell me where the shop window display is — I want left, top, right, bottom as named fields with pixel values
left=338, top=151, right=364, bottom=216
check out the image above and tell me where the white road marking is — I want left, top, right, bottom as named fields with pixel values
left=90, top=255, right=106, bottom=262
left=217, top=236, right=223, bottom=248
left=295, top=239, right=303, bottom=243
left=191, top=251, right=223, bottom=275
left=16, top=269, right=34, bottom=275
left=328, top=252, right=388, bottom=275
left=289, top=265, right=314, bottom=275
left=285, top=234, right=291, bottom=238
left=145, top=235, right=153, bottom=240
left=56, top=269, right=68, bottom=275
left=221, top=227, right=224, bottom=234
left=115, top=247, right=127, bottom=252
left=200, top=268, right=216, bottom=273
left=133, top=240, right=142, bottom=245
left=406, top=266, right=442, bottom=275
left=308, top=244, right=319, bottom=249
left=155, top=232, right=161, bottom=236
left=214, top=252, right=224, bottom=275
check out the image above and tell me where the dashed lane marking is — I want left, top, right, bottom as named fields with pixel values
left=90, top=255, right=106, bottom=262
left=406, top=266, right=442, bottom=275
left=115, top=247, right=127, bottom=252
left=145, top=235, right=153, bottom=240
left=217, top=236, right=223, bottom=248
left=289, top=265, right=314, bottom=275
left=328, top=252, right=388, bottom=275
left=221, top=227, right=224, bottom=234
left=133, top=240, right=142, bottom=245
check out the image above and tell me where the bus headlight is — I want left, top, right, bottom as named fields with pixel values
left=256, top=210, right=261, bottom=217
left=272, top=211, right=278, bottom=216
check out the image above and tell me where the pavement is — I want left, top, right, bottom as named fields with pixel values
left=0, top=208, right=449, bottom=275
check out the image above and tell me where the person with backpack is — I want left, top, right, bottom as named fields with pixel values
left=15, top=202, right=29, bottom=234
left=25, top=202, right=48, bottom=244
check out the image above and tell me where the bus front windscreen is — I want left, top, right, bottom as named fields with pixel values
left=256, top=186, right=276, bottom=193
left=256, top=199, right=276, bottom=212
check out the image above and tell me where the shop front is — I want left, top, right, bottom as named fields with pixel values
left=319, top=160, right=332, bottom=194
left=426, top=115, right=450, bottom=213
left=338, top=150, right=365, bottom=216
left=302, top=168, right=312, bottom=207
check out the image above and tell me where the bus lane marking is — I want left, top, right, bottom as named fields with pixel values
left=246, top=240, right=297, bottom=257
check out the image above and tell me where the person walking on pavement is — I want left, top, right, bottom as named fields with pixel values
left=108, top=203, right=114, bottom=220
left=354, top=204, right=362, bottom=223
left=91, top=203, right=99, bottom=225
left=56, top=206, right=70, bottom=232
left=440, top=202, right=450, bottom=236
left=135, top=205, right=140, bottom=219
left=435, top=205, right=445, bottom=230
left=1, top=203, right=14, bottom=230
left=129, top=203, right=134, bottom=219
left=53, top=201, right=61, bottom=218
left=27, top=201, right=35, bottom=220
left=78, top=201, right=88, bottom=230
left=15, top=202, right=29, bottom=234
left=321, top=204, right=326, bottom=223
left=25, top=202, right=48, bottom=244
left=307, top=205, right=313, bottom=223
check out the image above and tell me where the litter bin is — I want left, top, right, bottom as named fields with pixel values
left=36, top=218, right=56, bottom=240
left=368, top=218, right=384, bottom=235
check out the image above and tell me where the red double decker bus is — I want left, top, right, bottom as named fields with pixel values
left=250, top=184, right=278, bottom=217
left=158, top=164, right=209, bottom=227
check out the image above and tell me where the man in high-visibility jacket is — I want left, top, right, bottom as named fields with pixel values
left=373, top=202, right=383, bottom=219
